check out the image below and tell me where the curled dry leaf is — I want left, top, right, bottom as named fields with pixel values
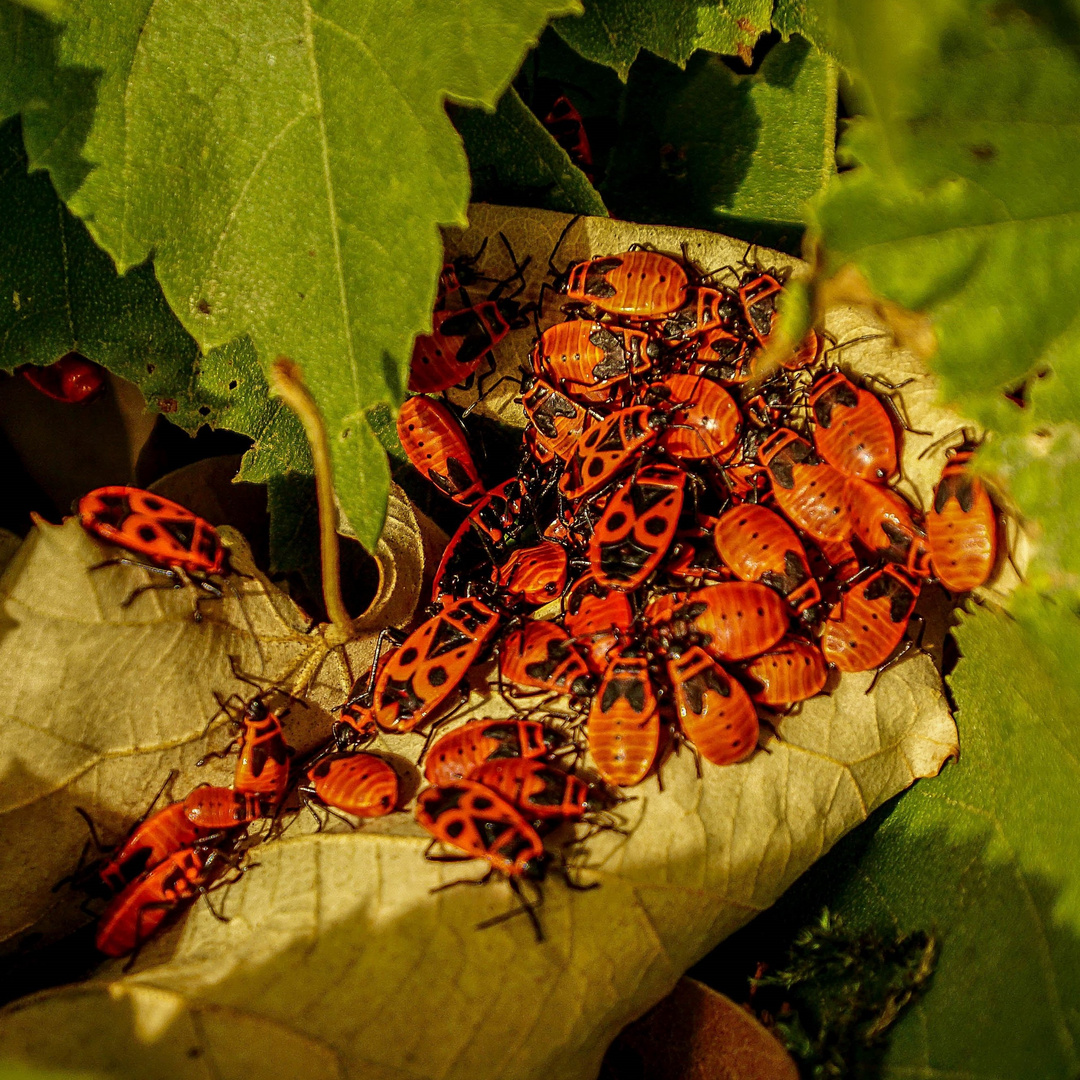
left=0, top=209, right=958, bottom=1080
left=604, top=977, right=798, bottom=1080
left=0, top=494, right=425, bottom=953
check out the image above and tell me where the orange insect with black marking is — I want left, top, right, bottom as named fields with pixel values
left=96, top=802, right=212, bottom=897
left=183, top=786, right=269, bottom=828
left=232, top=699, right=293, bottom=803
left=661, top=286, right=739, bottom=342
left=409, top=301, right=517, bottom=394
left=349, top=598, right=500, bottom=734
left=563, top=572, right=634, bottom=675
left=666, top=645, right=759, bottom=766
left=821, top=565, right=921, bottom=673
left=470, top=759, right=600, bottom=821
left=744, top=637, right=828, bottom=706
left=739, top=273, right=783, bottom=348
left=561, top=250, right=688, bottom=318
left=810, top=370, right=898, bottom=483
left=520, top=372, right=592, bottom=460
left=653, top=373, right=741, bottom=460
left=925, top=444, right=998, bottom=592
left=78, top=486, right=230, bottom=599
left=95, top=847, right=217, bottom=957
left=587, top=645, right=660, bottom=787
left=397, top=396, right=484, bottom=506
left=533, top=319, right=653, bottom=402
left=301, top=752, right=399, bottom=818
left=558, top=405, right=666, bottom=500
left=647, top=581, right=790, bottom=662
left=847, top=477, right=930, bottom=576
left=493, top=541, right=568, bottom=605
left=757, top=429, right=855, bottom=544
left=587, top=463, right=686, bottom=592
left=424, top=718, right=564, bottom=786
left=500, top=620, right=595, bottom=697
left=686, top=327, right=751, bottom=382
left=713, top=504, right=821, bottom=621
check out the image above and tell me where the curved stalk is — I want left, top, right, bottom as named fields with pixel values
left=271, top=357, right=353, bottom=638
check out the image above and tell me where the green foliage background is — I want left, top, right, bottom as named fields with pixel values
left=2, top=0, right=1079, bottom=1074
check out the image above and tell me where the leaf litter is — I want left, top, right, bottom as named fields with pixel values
left=0, top=209, right=959, bottom=1080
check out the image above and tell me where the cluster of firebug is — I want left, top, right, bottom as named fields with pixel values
left=65, top=225, right=1003, bottom=948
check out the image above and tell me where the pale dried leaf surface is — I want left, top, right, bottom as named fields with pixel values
left=0, top=500, right=424, bottom=951
left=0, top=210, right=957, bottom=1080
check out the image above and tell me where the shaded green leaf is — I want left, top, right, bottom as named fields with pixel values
left=0, top=115, right=316, bottom=571
left=15, top=0, right=579, bottom=550
left=810, top=0, right=1080, bottom=433
left=454, top=86, right=607, bottom=215
left=602, top=36, right=835, bottom=251
left=554, top=0, right=770, bottom=78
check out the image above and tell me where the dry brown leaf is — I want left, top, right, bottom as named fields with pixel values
left=604, top=977, right=798, bottom=1080
left=0, top=493, right=425, bottom=953
left=0, top=208, right=959, bottom=1080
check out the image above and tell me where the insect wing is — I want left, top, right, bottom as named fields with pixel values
left=588, top=464, right=685, bottom=591
left=666, top=646, right=758, bottom=766
left=587, top=649, right=660, bottom=787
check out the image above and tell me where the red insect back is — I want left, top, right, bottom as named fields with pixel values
left=470, top=759, right=594, bottom=820
left=713, top=504, right=821, bottom=619
left=183, top=786, right=267, bottom=828
left=559, top=406, right=665, bottom=500
left=23, top=354, right=106, bottom=403
left=666, top=645, right=758, bottom=766
left=649, top=581, right=789, bottom=662
left=686, top=327, right=750, bottom=382
left=98, top=802, right=207, bottom=895
left=810, top=370, right=898, bottom=482
left=821, top=565, right=920, bottom=672
left=373, top=598, right=500, bottom=733
left=565, top=251, right=688, bottom=318
left=757, top=429, right=855, bottom=543
left=95, top=848, right=208, bottom=957
left=739, top=273, right=783, bottom=348
left=543, top=95, right=594, bottom=180
left=501, top=620, right=594, bottom=696
left=521, top=373, right=592, bottom=460
left=782, top=330, right=819, bottom=372
left=587, top=645, right=660, bottom=787
left=654, top=373, right=741, bottom=460
left=926, top=449, right=998, bottom=592
left=533, top=319, right=652, bottom=403
left=304, top=753, right=399, bottom=818
left=416, top=781, right=547, bottom=878
left=234, top=702, right=292, bottom=802
left=847, top=478, right=930, bottom=576
left=588, top=463, right=686, bottom=591
left=661, top=287, right=738, bottom=341
left=396, top=396, right=484, bottom=506
left=424, top=718, right=560, bottom=786
left=409, top=303, right=507, bottom=393
left=79, top=486, right=226, bottom=575
left=493, top=542, right=568, bottom=605
left=563, top=572, right=634, bottom=675
left=743, top=637, right=828, bottom=705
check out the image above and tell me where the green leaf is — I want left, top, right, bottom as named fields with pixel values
left=15, top=0, right=579, bottom=551
left=721, top=595, right=1080, bottom=1077
left=810, top=0, right=1080, bottom=433
left=0, top=114, right=317, bottom=571
left=554, top=0, right=771, bottom=79
left=454, top=86, right=607, bottom=215
left=601, top=36, right=836, bottom=250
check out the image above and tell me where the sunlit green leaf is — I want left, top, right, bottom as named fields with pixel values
left=13, top=0, right=579, bottom=550
left=554, top=0, right=770, bottom=78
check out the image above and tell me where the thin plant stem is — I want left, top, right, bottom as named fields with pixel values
left=271, top=357, right=354, bottom=639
